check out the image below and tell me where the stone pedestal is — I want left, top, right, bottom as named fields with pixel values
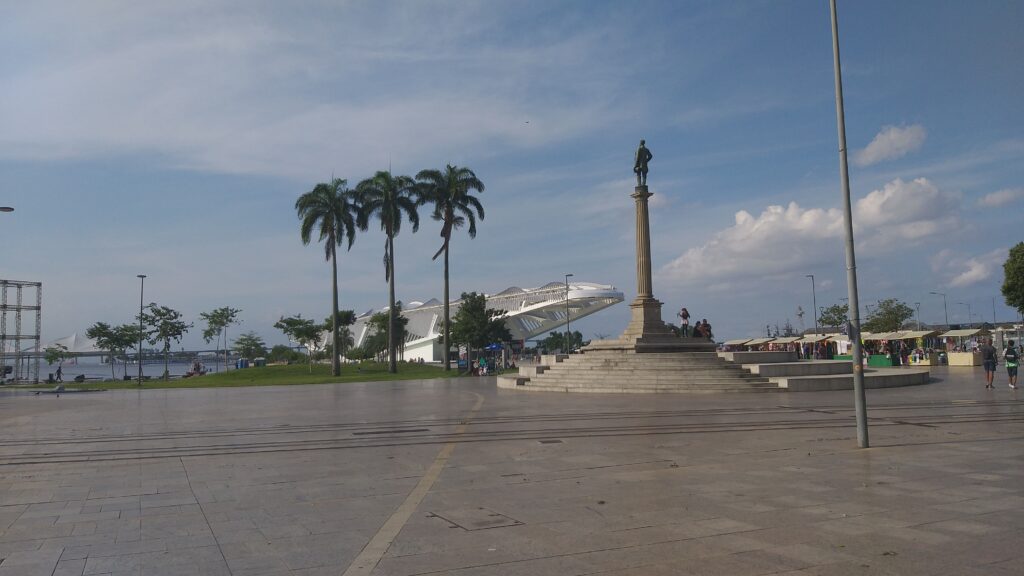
left=585, top=186, right=713, bottom=353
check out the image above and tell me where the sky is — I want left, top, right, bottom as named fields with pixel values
left=2, top=0, right=1022, bottom=349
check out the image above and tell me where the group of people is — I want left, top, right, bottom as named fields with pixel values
left=676, top=307, right=713, bottom=340
left=980, top=338, right=1019, bottom=390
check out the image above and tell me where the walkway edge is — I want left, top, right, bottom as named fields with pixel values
left=342, top=392, right=484, bottom=576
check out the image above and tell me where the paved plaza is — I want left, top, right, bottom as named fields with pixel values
left=0, top=366, right=1021, bottom=576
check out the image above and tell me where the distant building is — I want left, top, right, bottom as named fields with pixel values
left=349, top=281, right=623, bottom=363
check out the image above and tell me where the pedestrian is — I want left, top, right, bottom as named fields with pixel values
left=1004, top=340, right=1019, bottom=390
left=55, top=365, right=63, bottom=382
left=979, top=337, right=998, bottom=389
left=677, top=307, right=690, bottom=337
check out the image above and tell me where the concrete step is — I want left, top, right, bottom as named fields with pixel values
left=718, top=351, right=799, bottom=364
left=745, top=360, right=853, bottom=377
left=538, top=367, right=759, bottom=377
left=771, top=368, right=929, bottom=391
left=527, top=376, right=774, bottom=387
left=512, top=383, right=783, bottom=393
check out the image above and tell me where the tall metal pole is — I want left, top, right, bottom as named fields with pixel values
left=992, top=296, right=996, bottom=325
left=806, top=274, right=818, bottom=333
left=829, top=0, right=868, bottom=448
left=564, top=273, right=574, bottom=353
left=914, top=302, right=921, bottom=330
left=957, top=302, right=972, bottom=329
left=137, top=274, right=146, bottom=386
left=931, top=291, right=948, bottom=327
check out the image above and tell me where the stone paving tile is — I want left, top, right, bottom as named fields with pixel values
left=0, top=368, right=1019, bottom=575
left=0, top=547, right=63, bottom=576
left=53, top=558, right=87, bottom=576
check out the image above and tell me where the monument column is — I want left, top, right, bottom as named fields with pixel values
left=633, top=186, right=654, bottom=300
left=596, top=138, right=712, bottom=353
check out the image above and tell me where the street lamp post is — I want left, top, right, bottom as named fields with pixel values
left=564, top=273, right=574, bottom=353
left=914, top=302, right=921, bottom=330
left=806, top=274, right=818, bottom=334
left=957, top=302, right=972, bottom=329
left=137, top=274, right=146, bottom=386
left=829, top=0, right=868, bottom=448
left=930, top=291, right=948, bottom=327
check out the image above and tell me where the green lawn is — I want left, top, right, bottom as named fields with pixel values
left=36, top=362, right=467, bottom=390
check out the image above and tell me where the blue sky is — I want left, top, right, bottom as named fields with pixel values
left=2, top=0, right=1022, bottom=348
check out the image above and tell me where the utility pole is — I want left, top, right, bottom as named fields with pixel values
left=137, top=274, right=146, bottom=386
left=806, top=274, right=818, bottom=333
left=829, top=0, right=868, bottom=448
left=564, top=273, right=574, bottom=353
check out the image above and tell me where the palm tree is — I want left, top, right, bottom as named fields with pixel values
left=356, top=171, right=420, bottom=373
left=416, top=165, right=485, bottom=371
left=296, top=178, right=359, bottom=377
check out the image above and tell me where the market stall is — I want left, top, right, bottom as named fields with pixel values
left=743, top=337, right=775, bottom=351
left=721, top=338, right=752, bottom=351
left=938, top=328, right=991, bottom=366
left=795, top=334, right=832, bottom=359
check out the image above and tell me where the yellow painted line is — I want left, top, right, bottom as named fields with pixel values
left=342, top=392, right=484, bottom=576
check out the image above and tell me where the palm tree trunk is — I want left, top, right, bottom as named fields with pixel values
left=331, top=245, right=341, bottom=377
left=443, top=242, right=451, bottom=371
left=164, top=341, right=170, bottom=380
left=110, top=352, right=116, bottom=380
left=388, top=234, right=397, bottom=373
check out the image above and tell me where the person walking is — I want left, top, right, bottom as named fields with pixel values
left=55, top=365, right=63, bottom=382
left=1004, top=340, right=1019, bottom=390
left=979, top=338, right=998, bottom=389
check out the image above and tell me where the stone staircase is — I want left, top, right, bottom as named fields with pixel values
left=497, top=351, right=779, bottom=393
left=497, top=350, right=932, bottom=394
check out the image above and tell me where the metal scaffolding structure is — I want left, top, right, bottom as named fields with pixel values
left=0, top=279, right=42, bottom=384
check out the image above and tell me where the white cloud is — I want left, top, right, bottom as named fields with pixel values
left=660, top=177, right=961, bottom=287
left=930, top=248, right=1009, bottom=288
left=855, top=124, right=927, bottom=166
left=659, top=202, right=845, bottom=289
left=0, top=2, right=627, bottom=179
left=853, top=177, right=960, bottom=244
left=978, top=187, right=1024, bottom=207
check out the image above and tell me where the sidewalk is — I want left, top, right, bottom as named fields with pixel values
left=0, top=365, right=1019, bottom=575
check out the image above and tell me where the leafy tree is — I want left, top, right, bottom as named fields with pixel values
left=818, top=304, right=849, bottom=332
left=114, top=324, right=141, bottom=379
left=44, top=344, right=70, bottom=366
left=234, top=331, right=268, bottom=360
left=356, top=171, right=420, bottom=373
left=323, top=327, right=355, bottom=360
left=450, top=292, right=511, bottom=371
left=416, top=164, right=485, bottom=371
left=274, top=315, right=324, bottom=372
left=862, top=298, right=915, bottom=333
left=344, top=345, right=372, bottom=361
left=86, top=322, right=120, bottom=380
left=267, top=344, right=304, bottom=364
left=201, top=306, right=242, bottom=372
left=365, top=305, right=408, bottom=362
left=1002, top=242, right=1024, bottom=317
left=323, top=310, right=357, bottom=358
left=540, top=330, right=583, bottom=353
left=297, top=179, right=360, bottom=377
left=141, top=304, right=191, bottom=380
